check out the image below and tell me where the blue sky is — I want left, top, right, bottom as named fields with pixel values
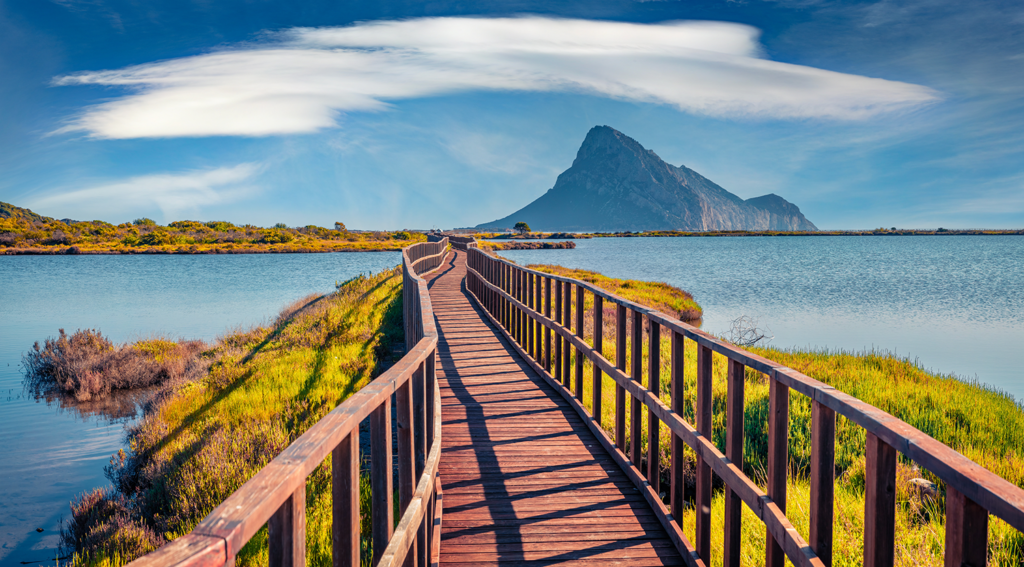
left=0, top=0, right=1021, bottom=230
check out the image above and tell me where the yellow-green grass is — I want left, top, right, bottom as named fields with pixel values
left=499, top=261, right=1024, bottom=565
left=528, top=263, right=702, bottom=321
left=69, top=269, right=405, bottom=567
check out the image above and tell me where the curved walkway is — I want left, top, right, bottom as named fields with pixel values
left=427, top=250, right=683, bottom=566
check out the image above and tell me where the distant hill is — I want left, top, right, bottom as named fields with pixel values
left=0, top=201, right=51, bottom=223
left=476, top=126, right=818, bottom=232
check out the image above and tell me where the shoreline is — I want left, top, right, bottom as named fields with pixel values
left=0, top=245, right=409, bottom=255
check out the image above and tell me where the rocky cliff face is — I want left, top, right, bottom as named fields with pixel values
left=476, top=126, right=818, bottom=232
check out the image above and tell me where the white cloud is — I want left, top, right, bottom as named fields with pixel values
left=53, top=17, right=939, bottom=139
left=27, top=163, right=262, bottom=219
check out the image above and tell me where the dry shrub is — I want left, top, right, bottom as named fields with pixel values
left=24, top=329, right=208, bottom=401
left=61, top=487, right=164, bottom=563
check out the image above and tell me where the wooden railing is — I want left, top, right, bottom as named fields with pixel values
left=464, top=246, right=1024, bottom=567
left=129, top=238, right=449, bottom=567
left=447, top=235, right=477, bottom=251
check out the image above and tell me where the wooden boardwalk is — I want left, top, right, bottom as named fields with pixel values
left=427, top=251, right=683, bottom=566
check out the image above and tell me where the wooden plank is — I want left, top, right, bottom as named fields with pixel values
left=723, top=359, right=744, bottom=567
left=616, top=303, right=627, bottom=453
left=809, top=400, right=835, bottom=567
left=648, top=321, right=661, bottom=497
left=670, top=331, right=684, bottom=527
left=372, top=398, right=394, bottom=566
left=576, top=283, right=585, bottom=401
left=945, top=486, right=988, bottom=567
left=766, top=377, right=789, bottom=567
left=695, top=345, right=712, bottom=563
left=631, top=309, right=643, bottom=468
left=545, top=276, right=552, bottom=371
left=864, top=432, right=896, bottom=567
left=563, top=280, right=572, bottom=389
left=593, top=295, right=604, bottom=423
left=332, top=431, right=360, bottom=567
left=269, top=484, right=305, bottom=567
left=556, top=279, right=563, bottom=384
left=397, top=378, right=416, bottom=541
left=429, top=251, right=684, bottom=567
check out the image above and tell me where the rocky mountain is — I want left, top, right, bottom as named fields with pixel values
left=476, top=126, right=818, bottom=232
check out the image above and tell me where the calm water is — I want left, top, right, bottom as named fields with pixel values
left=0, top=253, right=399, bottom=566
left=1, top=238, right=1022, bottom=564
left=501, top=236, right=1024, bottom=398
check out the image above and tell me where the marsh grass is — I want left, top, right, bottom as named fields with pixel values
left=63, top=268, right=405, bottom=567
left=505, top=260, right=1024, bottom=565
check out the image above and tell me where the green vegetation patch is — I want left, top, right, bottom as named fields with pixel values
left=528, top=263, right=703, bottom=321
left=63, top=268, right=405, bottom=566
left=0, top=201, right=426, bottom=254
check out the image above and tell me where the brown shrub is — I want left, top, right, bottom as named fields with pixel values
left=24, top=329, right=208, bottom=401
left=60, top=487, right=164, bottom=562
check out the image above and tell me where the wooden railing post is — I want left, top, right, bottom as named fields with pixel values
left=269, top=484, right=306, bottom=567
left=723, top=359, right=745, bottom=567
left=555, top=280, right=563, bottom=384
left=766, top=375, right=789, bottom=567
left=575, top=284, right=585, bottom=401
left=695, top=345, right=713, bottom=562
left=535, top=273, right=543, bottom=365
left=397, top=377, right=415, bottom=515
left=630, top=310, right=643, bottom=467
left=810, top=400, right=836, bottom=566
left=670, top=331, right=684, bottom=526
left=333, top=430, right=360, bottom=567
left=515, top=268, right=523, bottom=346
left=864, top=431, right=897, bottom=567
left=592, top=295, right=603, bottom=421
left=527, top=272, right=535, bottom=359
left=615, top=303, right=627, bottom=452
left=647, top=320, right=661, bottom=495
left=945, top=486, right=988, bottom=567
left=371, top=398, right=393, bottom=566
left=544, top=277, right=552, bottom=371
left=562, top=281, right=572, bottom=389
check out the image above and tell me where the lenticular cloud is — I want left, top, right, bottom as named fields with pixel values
left=54, top=17, right=938, bottom=139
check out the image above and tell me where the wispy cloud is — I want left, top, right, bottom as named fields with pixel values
left=27, top=163, right=262, bottom=220
left=52, top=17, right=940, bottom=139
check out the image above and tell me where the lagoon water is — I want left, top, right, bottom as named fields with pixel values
left=0, top=252, right=399, bottom=566
left=0, top=236, right=1021, bottom=565
left=501, top=235, right=1024, bottom=398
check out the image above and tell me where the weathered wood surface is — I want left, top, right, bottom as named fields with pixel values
left=427, top=251, right=684, bottom=566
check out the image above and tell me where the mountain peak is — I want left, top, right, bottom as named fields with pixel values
left=477, top=126, right=818, bottom=232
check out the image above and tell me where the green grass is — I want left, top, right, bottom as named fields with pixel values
left=66, top=269, right=406, bottom=567
left=510, top=261, right=1024, bottom=565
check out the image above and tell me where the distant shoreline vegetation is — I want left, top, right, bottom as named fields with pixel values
left=0, top=201, right=425, bottom=255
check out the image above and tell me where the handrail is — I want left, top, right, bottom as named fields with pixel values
left=447, top=235, right=477, bottom=251
left=128, top=237, right=449, bottom=567
left=464, top=246, right=1023, bottom=567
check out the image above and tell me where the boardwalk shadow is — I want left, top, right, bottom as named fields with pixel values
left=427, top=250, right=682, bottom=565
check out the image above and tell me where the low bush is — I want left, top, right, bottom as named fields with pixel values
left=23, top=329, right=208, bottom=401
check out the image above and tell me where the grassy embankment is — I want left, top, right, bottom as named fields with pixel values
left=0, top=201, right=425, bottom=254
left=63, top=268, right=406, bottom=567
left=524, top=262, right=1024, bottom=566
